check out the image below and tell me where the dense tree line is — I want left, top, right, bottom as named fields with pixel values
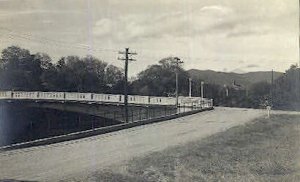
left=0, top=46, right=42, bottom=90
left=273, top=65, right=300, bottom=110
left=0, top=46, right=123, bottom=93
left=0, top=47, right=193, bottom=97
left=211, top=65, right=300, bottom=110
left=0, top=46, right=299, bottom=110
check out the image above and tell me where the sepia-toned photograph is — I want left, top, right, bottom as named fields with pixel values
left=0, top=0, right=299, bottom=181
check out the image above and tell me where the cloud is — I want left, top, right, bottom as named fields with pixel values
left=41, top=19, right=54, bottom=24
left=91, top=4, right=276, bottom=43
left=200, top=5, right=233, bottom=15
left=91, top=5, right=235, bottom=42
left=226, top=23, right=270, bottom=38
left=227, top=30, right=266, bottom=38
left=93, top=6, right=234, bottom=42
left=93, top=18, right=113, bottom=37
left=92, top=12, right=189, bottom=42
left=0, top=10, right=83, bottom=17
left=197, top=14, right=274, bottom=39
left=246, top=64, right=259, bottom=68
left=0, top=0, right=297, bottom=75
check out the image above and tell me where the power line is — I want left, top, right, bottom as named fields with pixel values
left=0, top=27, right=118, bottom=53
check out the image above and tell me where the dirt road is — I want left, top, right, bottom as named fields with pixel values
left=0, top=107, right=283, bottom=181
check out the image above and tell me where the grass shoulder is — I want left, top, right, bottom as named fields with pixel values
left=70, top=114, right=300, bottom=182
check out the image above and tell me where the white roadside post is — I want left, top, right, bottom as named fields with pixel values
left=264, top=98, right=271, bottom=118
left=266, top=105, right=271, bottom=118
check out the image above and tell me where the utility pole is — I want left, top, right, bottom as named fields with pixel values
left=118, top=48, right=137, bottom=122
left=271, top=69, right=274, bottom=106
left=172, top=57, right=184, bottom=108
left=224, top=84, right=229, bottom=97
left=189, top=78, right=192, bottom=97
left=201, top=81, right=204, bottom=99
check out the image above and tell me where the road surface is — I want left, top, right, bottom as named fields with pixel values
left=0, top=107, right=291, bottom=181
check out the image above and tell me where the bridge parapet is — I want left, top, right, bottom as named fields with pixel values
left=0, top=91, right=12, bottom=99
left=0, top=91, right=213, bottom=108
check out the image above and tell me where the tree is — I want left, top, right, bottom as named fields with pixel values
left=0, top=46, right=43, bottom=90
left=272, top=65, right=300, bottom=110
left=35, top=53, right=53, bottom=70
left=105, top=65, right=124, bottom=93
left=1, top=46, right=31, bottom=65
left=34, top=53, right=57, bottom=91
left=131, top=57, right=189, bottom=96
left=0, top=46, right=123, bottom=93
left=105, top=65, right=123, bottom=85
left=82, top=55, right=108, bottom=92
left=41, top=55, right=123, bottom=93
left=248, top=81, right=271, bottom=108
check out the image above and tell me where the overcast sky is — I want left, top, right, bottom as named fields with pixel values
left=0, top=0, right=298, bottom=76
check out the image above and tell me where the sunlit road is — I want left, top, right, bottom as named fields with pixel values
left=0, top=107, right=273, bottom=181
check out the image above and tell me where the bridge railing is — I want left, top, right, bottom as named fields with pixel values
left=0, top=91, right=12, bottom=99
left=0, top=91, right=213, bottom=108
left=96, top=107, right=173, bottom=123
left=91, top=97, right=213, bottom=123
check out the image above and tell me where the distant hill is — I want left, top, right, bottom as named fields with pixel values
left=188, top=69, right=283, bottom=88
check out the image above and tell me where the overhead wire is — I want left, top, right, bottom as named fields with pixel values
left=0, top=27, right=119, bottom=53
left=0, top=26, right=297, bottom=68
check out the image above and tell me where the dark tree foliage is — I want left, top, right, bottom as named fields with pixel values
left=36, top=53, right=56, bottom=90
left=0, top=46, right=43, bottom=90
left=273, top=65, right=300, bottom=110
left=248, top=81, right=271, bottom=108
left=105, top=65, right=124, bottom=94
left=212, top=65, right=300, bottom=110
left=130, top=57, right=189, bottom=96
left=44, top=56, right=124, bottom=93
left=0, top=46, right=124, bottom=93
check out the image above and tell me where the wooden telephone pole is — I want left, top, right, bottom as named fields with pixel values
left=189, top=78, right=192, bottom=97
left=118, top=48, right=137, bottom=122
left=172, top=57, right=184, bottom=108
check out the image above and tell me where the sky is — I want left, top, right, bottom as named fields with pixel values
left=0, top=0, right=298, bottom=76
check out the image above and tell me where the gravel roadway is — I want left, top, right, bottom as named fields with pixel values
left=0, top=107, right=296, bottom=181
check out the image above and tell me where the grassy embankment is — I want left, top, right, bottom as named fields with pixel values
left=71, top=114, right=300, bottom=182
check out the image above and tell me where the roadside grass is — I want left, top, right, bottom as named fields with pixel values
left=72, top=114, right=300, bottom=182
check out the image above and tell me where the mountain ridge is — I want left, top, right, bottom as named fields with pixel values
left=188, top=69, right=283, bottom=88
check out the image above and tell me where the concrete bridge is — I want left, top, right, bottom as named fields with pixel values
left=0, top=91, right=213, bottom=123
